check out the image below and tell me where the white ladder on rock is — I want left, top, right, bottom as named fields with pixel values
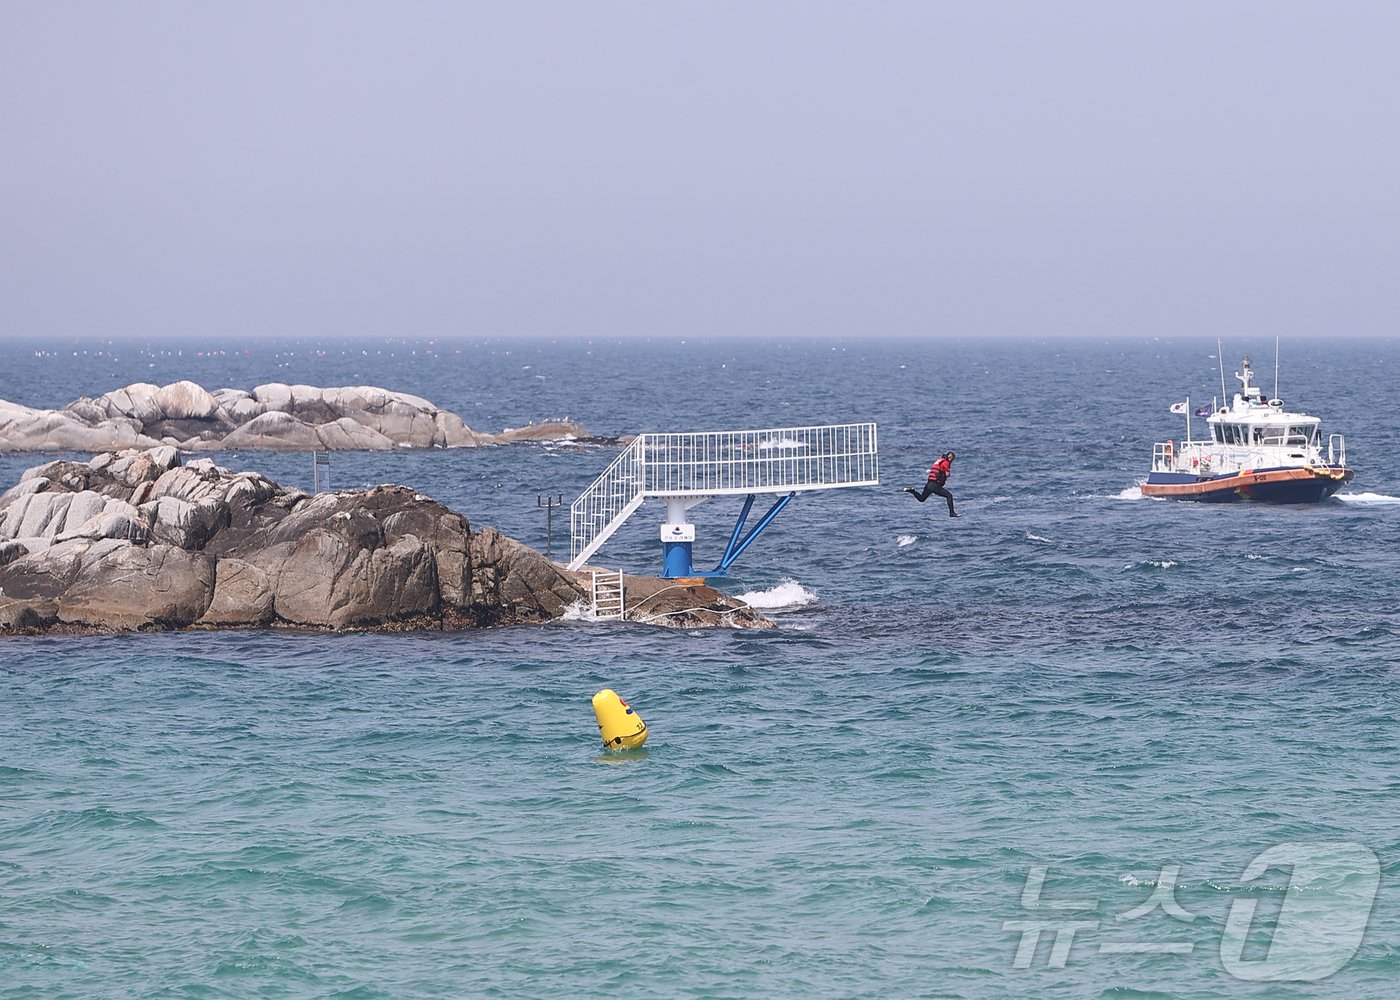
left=590, top=570, right=626, bottom=621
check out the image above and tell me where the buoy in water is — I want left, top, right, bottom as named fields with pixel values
left=592, top=688, right=648, bottom=750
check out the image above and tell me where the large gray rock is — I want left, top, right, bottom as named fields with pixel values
left=140, top=496, right=229, bottom=550
left=199, top=558, right=274, bottom=626
left=96, top=383, right=163, bottom=423
left=0, top=447, right=764, bottom=635
left=57, top=543, right=214, bottom=629
left=1, top=380, right=589, bottom=452
left=0, top=398, right=158, bottom=452
left=217, top=410, right=323, bottom=451
left=213, top=388, right=263, bottom=423
left=311, top=417, right=397, bottom=451
left=466, top=527, right=585, bottom=623
left=250, top=383, right=294, bottom=413
left=155, top=380, right=220, bottom=420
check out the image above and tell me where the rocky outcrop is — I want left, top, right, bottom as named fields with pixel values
left=0, top=380, right=593, bottom=452
left=0, top=448, right=770, bottom=634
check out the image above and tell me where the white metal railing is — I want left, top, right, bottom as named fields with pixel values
left=1328, top=433, right=1346, bottom=467
left=569, top=437, right=647, bottom=572
left=568, top=422, right=879, bottom=571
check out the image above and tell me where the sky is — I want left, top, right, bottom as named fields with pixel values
left=2, top=1, right=1398, bottom=341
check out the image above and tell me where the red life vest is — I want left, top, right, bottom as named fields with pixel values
left=928, top=457, right=951, bottom=483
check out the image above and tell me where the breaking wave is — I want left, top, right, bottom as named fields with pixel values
left=559, top=600, right=597, bottom=622
left=736, top=579, right=817, bottom=611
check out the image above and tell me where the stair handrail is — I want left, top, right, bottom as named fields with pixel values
left=570, top=437, right=646, bottom=569
left=568, top=422, right=879, bottom=571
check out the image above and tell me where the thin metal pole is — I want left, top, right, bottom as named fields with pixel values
left=1218, top=338, right=1228, bottom=405
left=1274, top=336, right=1280, bottom=402
left=537, top=493, right=564, bottom=559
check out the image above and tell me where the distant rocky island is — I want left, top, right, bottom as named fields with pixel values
left=0, top=380, right=593, bottom=452
left=0, top=447, right=770, bottom=635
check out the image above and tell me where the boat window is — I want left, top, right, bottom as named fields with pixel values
left=1286, top=425, right=1312, bottom=446
left=1256, top=424, right=1287, bottom=446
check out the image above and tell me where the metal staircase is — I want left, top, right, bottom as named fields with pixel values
left=568, top=422, right=879, bottom=572
left=589, top=570, right=626, bottom=620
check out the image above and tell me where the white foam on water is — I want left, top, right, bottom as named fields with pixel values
left=1026, top=532, right=1054, bottom=544
left=1247, top=554, right=1269, bottom=561
left=1336, top=492, right=1400, bottom=504
left=757, top=437, right=807, bottom=451
left=559, top=600, right=597, bottom=621
left=897, top=534, right=918, bottom=547
left=736, top=578, right=817, bottom=610
left=1124, top=559, right=1178, bottom=570
left=1120, top=873, right=1180, bottom=888
left=1082, top=486, right=1148, bottom=500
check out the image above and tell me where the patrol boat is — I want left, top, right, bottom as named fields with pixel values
left=1142, top=354, right=1353, bottom=502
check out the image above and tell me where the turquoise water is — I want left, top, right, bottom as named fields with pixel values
left=3, top=337, right=1399, bottom=997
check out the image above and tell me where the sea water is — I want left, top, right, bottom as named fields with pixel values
left=2, top=337, right=1399, bottom=998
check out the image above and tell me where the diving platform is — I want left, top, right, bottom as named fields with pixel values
left=567, top=422, right=879, bottom=576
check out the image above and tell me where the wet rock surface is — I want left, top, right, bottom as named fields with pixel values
left=0, top=448, right=771, bottom=634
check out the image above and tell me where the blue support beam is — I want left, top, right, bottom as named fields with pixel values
left=719, top=494, right=755, bottom=568
left=712, top=492, right=795, bottom=575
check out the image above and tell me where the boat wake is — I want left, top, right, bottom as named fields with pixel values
left=1080, top=485, right=1152, bottom=501
left=736, top=578, right=818, bottom=611
left=1335, top=492, right=1400, bottom=505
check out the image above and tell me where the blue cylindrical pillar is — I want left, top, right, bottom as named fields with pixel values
left=660, top=516, right=696, bottom=578
left=662, top=538, right=694, bottom=577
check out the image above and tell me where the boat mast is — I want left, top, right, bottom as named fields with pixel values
left=1273, top=336, right=1280, bottom=402
left=1217, top=338, right=1229, bottom=408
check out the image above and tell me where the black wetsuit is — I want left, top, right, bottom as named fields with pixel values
left=910, top=479, right=957, bottom=515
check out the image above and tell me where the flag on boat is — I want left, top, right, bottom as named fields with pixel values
left=1195, top=403, right=1214, bottom=416
left=1169, top=401, right=1188, bottom=414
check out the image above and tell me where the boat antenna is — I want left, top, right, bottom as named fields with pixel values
left=1217, top=338, right=1228, bottom=404
left=1273, top=336, right=1280, bottom=402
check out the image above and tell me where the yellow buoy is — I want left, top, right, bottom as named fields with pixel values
left=592, top=688, right=648, bottom=750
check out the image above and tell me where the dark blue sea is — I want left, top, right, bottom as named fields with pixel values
left=3, top=337, right=1398, bottom=998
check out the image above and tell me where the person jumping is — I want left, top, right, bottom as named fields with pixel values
left=903, top=451, right=959, bottom=517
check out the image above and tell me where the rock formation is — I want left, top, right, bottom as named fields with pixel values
left=0, top=380, right=592, bottom=452
left=0, top=448, right=771, bottom=634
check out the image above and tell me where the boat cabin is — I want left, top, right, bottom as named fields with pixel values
left=1207, top=419, right=1319, bottom=448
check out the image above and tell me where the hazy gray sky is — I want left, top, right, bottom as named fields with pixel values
left=2, top=1, right=1397, bottom=341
